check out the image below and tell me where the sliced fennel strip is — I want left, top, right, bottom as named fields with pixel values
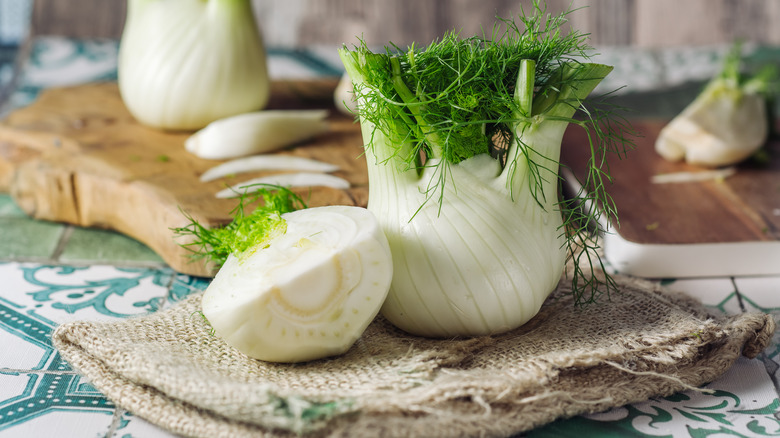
left=201, top=155, right=340, bottom=182
left=216, top=172, right=351, bottom=198
left=651, top=167, right=735, bottom=184
left=185, top=110, right=330, bottom=160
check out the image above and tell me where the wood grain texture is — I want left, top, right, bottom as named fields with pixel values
left=26, top=0, right=780, bottom=48
left=0, top=80, right=366, bottom=277
left=632, top=0, right=780, bottom=47
left=30, top=0, right=126, bottom=39
left=560, top=120, right=780, bottom=246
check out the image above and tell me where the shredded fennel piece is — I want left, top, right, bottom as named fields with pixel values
left=340, top=1, right=634, bottom=308
left=200, top=155, right=340, bottom=182
left=185, top=110, right=331, bottom=160
left=651, top=168, right=736, bottom=184
left=173, top=185, right=306, bottom=267
left=215, top=173, right=351, bottom=199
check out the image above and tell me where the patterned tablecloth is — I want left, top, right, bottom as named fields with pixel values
left=0, top=37, right=779, bottom=438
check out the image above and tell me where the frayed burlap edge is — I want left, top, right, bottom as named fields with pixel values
left=52, top=275, right=775, bottom=438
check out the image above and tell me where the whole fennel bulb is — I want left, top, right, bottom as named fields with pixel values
left=340, top=5, right=628, bottom=338
left=118, top=0, right=270, bottom=130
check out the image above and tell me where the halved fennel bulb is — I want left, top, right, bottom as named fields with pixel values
left=118, top=0, right=270, bottom=130
left=201, top=206, right=392, bottom=363
left=654, top=82, right=768, bottom=167
left=655, top=44, right=773, bottom=167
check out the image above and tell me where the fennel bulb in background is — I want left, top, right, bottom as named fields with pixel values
left=655, top=44, right=775, bottom=167
left=118, top=0, right=270, bottom=130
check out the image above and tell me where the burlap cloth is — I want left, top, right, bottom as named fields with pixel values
left=52, top=274, right=775, bottom=438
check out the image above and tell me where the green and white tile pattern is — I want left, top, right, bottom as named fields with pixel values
left=0, top=36, right=778, bottom=437
left=0, top=262, right=206, bottom=437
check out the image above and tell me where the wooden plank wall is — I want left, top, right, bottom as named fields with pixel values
left=27, top=0, right=780, bottom=48
left=29, top=0, right=126, bottom=39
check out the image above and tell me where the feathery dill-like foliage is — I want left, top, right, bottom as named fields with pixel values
left=344, top=1, right=594, bottom=168
left=173, top=186, right=306, bottom=267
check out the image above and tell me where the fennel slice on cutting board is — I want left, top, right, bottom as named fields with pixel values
left=560, top=119, right=780, bottom=278
left=0, top=81, right=368, bottom=277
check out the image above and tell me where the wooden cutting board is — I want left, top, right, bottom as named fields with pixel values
left=2, top=82, right=777, bottom=279
left=561, top=120, right=780, bottom=278
left=0, top=81, right=367, bottom=277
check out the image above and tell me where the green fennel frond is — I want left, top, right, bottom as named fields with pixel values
left=717, top=41, right=778, bottom=96
left=191, top=310, right=216, bottom=336
left=343, top=0, right=598, bottom=183
left=173, top=185, right=306, bottom=267
left=558, top=91, right=636, bottom=305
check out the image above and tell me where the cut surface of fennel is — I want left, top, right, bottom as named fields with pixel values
left=201, top=205, right=392, bottom=363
